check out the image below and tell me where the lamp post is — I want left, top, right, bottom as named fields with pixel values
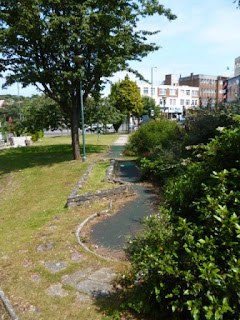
left=163, top=97, right=167, bottom=119
left=151, top=67, right=157, bottom=100
left=73, top=55, right=87, bottom=161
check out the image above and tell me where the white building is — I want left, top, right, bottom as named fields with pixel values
left=138, top=83, right=199, bottom=118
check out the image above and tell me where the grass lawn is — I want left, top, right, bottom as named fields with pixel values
left=0, top=133, right=132, bottom=320
left=78, top=160, right=114, bottom=194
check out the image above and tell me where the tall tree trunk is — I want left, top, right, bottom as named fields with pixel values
left=70, top=100, right=81, bottom=160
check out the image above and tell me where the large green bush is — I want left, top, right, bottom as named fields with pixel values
left=124, top=119, right=182, bottom=156
left=184, top=103, right=240, bottom=146
left=122, top=125, right=240, bottom=319
left=165, top=125, right=240, bottom=220
left=124, top=119, right=184, bottom=182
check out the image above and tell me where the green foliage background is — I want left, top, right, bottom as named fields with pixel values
left=122, top=107, right=240, bottom=319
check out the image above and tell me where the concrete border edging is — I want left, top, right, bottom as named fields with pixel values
left=0, top=286, right=18, bottom=320
left=75, top=205, right=117, bottom=262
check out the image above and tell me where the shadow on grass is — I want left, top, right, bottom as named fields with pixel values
left=0, top=143, right=108, bottom=174
left=94, top=287, right=172, bottom=320
left=93, top=289, right=150, bottom=320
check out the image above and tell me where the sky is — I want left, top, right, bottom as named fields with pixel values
left=1, top=0, right=240, bottom=97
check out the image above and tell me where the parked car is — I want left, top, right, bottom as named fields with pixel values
left=85, top=124, right=113, bottom=133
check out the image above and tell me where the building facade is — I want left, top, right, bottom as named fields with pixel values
left=234, top=56, right=240, bottom=77
left=225, top=75, right=240, bottom=102
left=179, top=73, right=227, bottom=106
left=138, top=83, right=199, bottom=118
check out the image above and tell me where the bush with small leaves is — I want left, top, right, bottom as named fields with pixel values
left=123, top=124, right=240, bottom=319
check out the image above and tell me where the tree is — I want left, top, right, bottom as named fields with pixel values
left=0, top=1, right=176, bottom=160
left=0, top=95, right=26, bottom=136
left=110, top=75, right=144, bottom=131
left=22, top=95, right=67, bottom=133
left=0, top=95, right=25, bottom=123
left=141, top=95, right=160, bottom=118
left=84, top=97, right=125, bottom=133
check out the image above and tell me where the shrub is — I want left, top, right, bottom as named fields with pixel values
left=28, top=129, right=44, bottom=142
left=165, top=126, right=240, bottom=220
left=124, top=119, right=182, bottom=156
left=184, top=103, right=240, bottom=146
left=122, top=125, right=240, bottom=319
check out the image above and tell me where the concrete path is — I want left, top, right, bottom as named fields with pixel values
left=113, top=135, right=129, bottom=145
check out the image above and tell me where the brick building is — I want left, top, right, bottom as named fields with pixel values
left=138, top=80, right=199, bottom=119
left=179, top=73, right=227, bottom=106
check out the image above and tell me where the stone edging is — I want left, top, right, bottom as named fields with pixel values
left=67, top=159, right=135, bottom=208
left=75, top=203, right=117, bottom=262
left=0, top=286, right=18, bottom=320
left=67, top=183, right=134, bottom=208
left=68, top=160, right=97, bottom=198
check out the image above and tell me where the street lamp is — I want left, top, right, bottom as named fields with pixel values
left=151, top=67, right=157, bottom=100
left=162, top=97, right=167, bottom=118
left=73, top=55, right=87, bottom=161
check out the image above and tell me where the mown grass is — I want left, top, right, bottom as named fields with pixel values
left=0, top=133, right=131, bottom=320
left=78, top=160, right=113, bottom=194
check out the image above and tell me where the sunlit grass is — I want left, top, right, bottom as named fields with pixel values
left=78, top=160, right=113, bottom=194
left=0, top=133, right=130, bottom=320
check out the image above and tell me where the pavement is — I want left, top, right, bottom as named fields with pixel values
left=113, top=134, right=129, bottom=145
left=90, top=161, right=159, bottom=250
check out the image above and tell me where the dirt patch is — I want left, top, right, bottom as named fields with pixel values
left=0, top=172, right=14, bottom=198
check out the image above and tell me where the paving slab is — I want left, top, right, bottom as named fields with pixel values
left=75, top=280, right=113, bottom=299
left=88, top=268, right=116, bottom=283
left=44, top=261, right=68, bottom=273
left=75, top=292, right=91, bottom=304
left=46, top=283, right=69, bottom=298
left=61, top=268, right=92, bottom=286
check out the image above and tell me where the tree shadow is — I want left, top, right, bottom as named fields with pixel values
left=0, top=143, right=108, bottom=174
left=93, top=288, right=151, bottom=320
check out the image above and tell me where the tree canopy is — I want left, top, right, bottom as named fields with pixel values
left=84, top=96, right=125, bottom=132
left=0, top=0, right=176, bottom=159
left=110, top=75, right=144, bottom=129
left=141, top=95, right=160, bottom=118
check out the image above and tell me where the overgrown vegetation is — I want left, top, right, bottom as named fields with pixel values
left=125, top=104, right=240, bottom=183
left=121, top=105, right=240, bottom=319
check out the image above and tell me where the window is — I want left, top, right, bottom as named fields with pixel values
left=192, top=90, right=198, bottom=97
left=180, top=89, right=185, bottom=95
left=180, top=99, right=184, bottom=105
left=170, top=89, right=177, bottom=95
left=143, top=87, right=149, bottom=94
left=186, top=100, right=190, bottom=105
left=159, top=89, right=167, bottom=95
left=170, top=99, right=176, bottom=105
left=195, top=100, right=198, bottom=105
left=191, top=100, right=195, bottom=105
left=186, top=90, right=190, bottom=95
left=151, top=88, right=155, bottom=96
